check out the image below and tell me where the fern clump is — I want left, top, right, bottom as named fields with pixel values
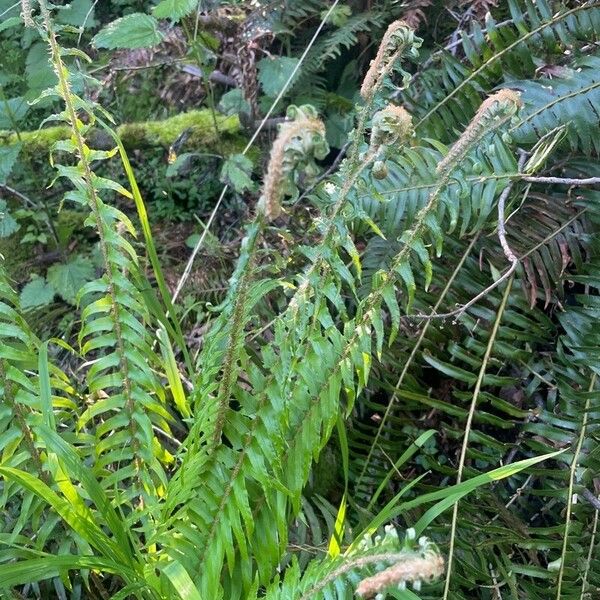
left=2, top=2, right=599, bottom=599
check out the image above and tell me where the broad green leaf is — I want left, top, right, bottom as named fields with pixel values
left=411, top=451, right=564, bottom=536
left=356, top=450, right=563, bottom=545
left=161, top=561, right=204, bottom=600
left=0, top=142, right=21, bottom=183
left=20, top=276, right=56, bottom=309
left=47, top=256, right=95, bottom=305
left=0, top=555, right=131, bottom=588
left=157, top=325, right=190, bottom=418
left=0, top=199, right=19, bottom=238
left=0, top=96, right=28, bottom=128
left=26, top=43, right=57, bottom=92
left=152, top=0, right=198, bottom=21
left=56, top=0, right=97, bottom=28
left=92, top=14, right=163, bottom=50
left=220, top=153, right=255, bottom=193
left=327, top=494, right=346, bottom=558
left=0, top=467, right=122, bottom=559
left=36, top=425, right=134, bottom=556
left=218, top=88, right=251, bottom=116
left=0, top=16, right=21, bottom=32
left=257, top=57, right=301, bottom=97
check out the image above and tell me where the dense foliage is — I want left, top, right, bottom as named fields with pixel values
left=1, top=1, right=599, bottom=599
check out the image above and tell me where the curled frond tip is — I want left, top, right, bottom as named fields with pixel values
left=356, top=552, right=445, bottom=598
left=360, top=20, right=417, bottom=100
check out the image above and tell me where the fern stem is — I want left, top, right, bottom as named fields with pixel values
left=211, top=220, right=261, bottom=444
left=442, top=275, right=514, bottom=600
left=556, top=373, right=596, bottom=599
left=414, top=150, right=524, bottom=320
left=355, top=234, right=480, bottom=493
left=40, top=3, right=145, bottom=493
left=581, top=491, right=599, bottom=598
left=0, top=360, right=48, bottom=483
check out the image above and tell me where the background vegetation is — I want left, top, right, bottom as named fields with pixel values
left=0, top=0, right=599, bottom=598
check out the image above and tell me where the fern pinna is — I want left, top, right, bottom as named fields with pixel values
left=0, top=3, right=596, bottom=600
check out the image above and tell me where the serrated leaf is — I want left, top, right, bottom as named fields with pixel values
left=47, top=256, right=95, bottom=305
left=26, top=43, right=57, bottom=92
left=0, top=143, right=21, bottom=184
left=218, top=89, right=250, bottom=117
left=152, top=0, right=197, bottom=22
left=257, top=57, right=300, bottom=97
left=92, top=14, right=163, bottom=50
left=0, top=97, right=28, bottom=128
left=0, top=199, right=19, bottom=238
left=0, top=16, right=21, bottom=32
left=20, top=277, right=56, bottom=309
left=220, top=153, right=255, bottom=193
left=56, top=0, right=97, bottom=28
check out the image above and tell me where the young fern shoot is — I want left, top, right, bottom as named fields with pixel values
left=39, top=0, right=170, bottom=507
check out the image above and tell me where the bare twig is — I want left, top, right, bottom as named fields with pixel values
left=582, top=488, right=600, bottom=511
left=0, top=183, right=37, bottom=208
left=522, top=175, right=600, bottom=186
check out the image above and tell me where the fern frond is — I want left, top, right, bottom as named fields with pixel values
left=512, top=56, right=600, bottom=155
left=406, top=0, right=600, bottom=142
left=38, top=2, right=170, bottom=505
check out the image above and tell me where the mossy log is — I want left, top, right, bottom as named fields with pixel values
left=0, top=109, right=244, bottom=155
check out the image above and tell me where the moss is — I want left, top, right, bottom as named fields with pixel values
left=0, top=234, right=37, bottom=282
left=0, top=109, right=245, bottom=156
left=0, top=127, right=71, bottom=155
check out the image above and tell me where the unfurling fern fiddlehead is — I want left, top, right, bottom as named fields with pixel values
left=258, top=104, right=328, bottom=221
left=193, top=103, right=328, bottom=449
left=262, top=526, right=444, bottom=599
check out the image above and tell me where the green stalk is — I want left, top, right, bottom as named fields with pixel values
left=442, top=276, right=514, bottom=600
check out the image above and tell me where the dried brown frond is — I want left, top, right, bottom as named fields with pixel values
left=460, top=0, right=500, bottom=21
left=402, top=0, right=434, bottom=30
